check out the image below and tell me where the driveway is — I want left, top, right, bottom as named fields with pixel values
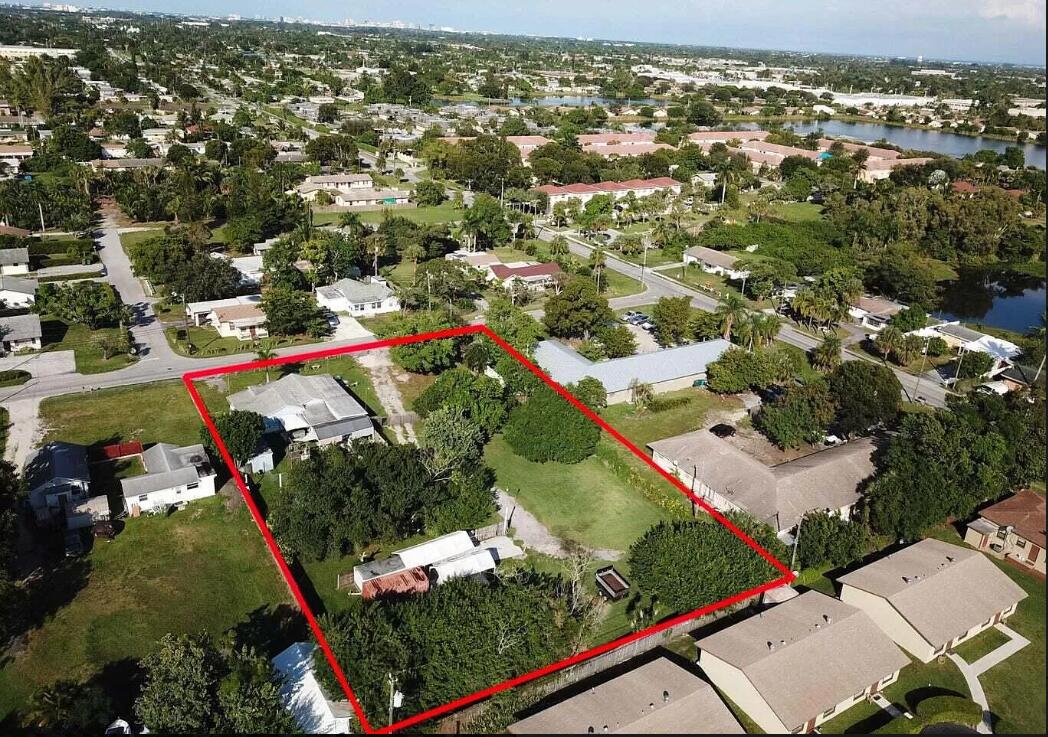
left=329, top=316, right=374, bottom=342
left=0, top=350, right=76, bottom=378
left=1, top=397, right=42, bottom=467
left=354, top=348, right=418, bottom=444
left=626, top=323, right=659, bottom=353
left=496, top=488, right=622, bottom=561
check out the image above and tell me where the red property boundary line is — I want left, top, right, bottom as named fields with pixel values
left=182, top=324, right=795, bottom=734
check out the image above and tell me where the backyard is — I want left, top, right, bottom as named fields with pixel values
left=0, top=498, right=292, bottom=725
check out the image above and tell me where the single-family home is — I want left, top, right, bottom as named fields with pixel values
left=534, top=177, right=682, bottom=213
left=507, top=657, right=744, bottom=734
left=848, top=295, right=905, bottom=332
left=0, top=144, right=34, bottom=168
left=504, top=134, right=552, bottom=158
left=293, top=173, right=374, bottom=202
left=0, top=246, right=30, bottom=275
left=228, top=373, right=376, bottom=445
left=185, top=295, right=262, bottom=327
left=0, top=274, right=38, bottom=307
left=858, top=157, right=933, bottom=183
left=1, top=313, right=43, bottom=353
left=997, top=362, right=1045, bottom=393
left=24, top=441, right=92, bottom=523
left=0, top=224, right=32, bottom=239
left=207, top=302, right=269, bottom=341
left=683, top=246, right=751, bottom=281
left=330, top=188, right=411, bottom=207
left=229, top=254, right=264, bottom=286
left=696, top=591, right=910, bottom=734
left=489, top=262, right=563, bottom=291
left=838, top=538, right=1028, bottom=662
left=964, top=490, right=1045, bottom=574
left=533, top=338, right=732, bottom=405
left=315, top=276, right=400, bottom=316
left=120, top=443, right=218, bottom=516
left=89, top=157, right=166, bottom=171
left=272, top=642, right=353, bottom=734
left=687, top=130, right=770, bottom=146
left=648, top=430, right=876, bottom=535
left=929, top=322, right=1021, bottom=375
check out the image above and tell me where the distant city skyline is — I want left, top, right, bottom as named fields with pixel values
left=21, top=0, right=1048, bottom=65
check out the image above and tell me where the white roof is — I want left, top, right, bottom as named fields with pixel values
left=185, top=294, right=261, bottom=315
left=395, top=530, right=477, bottom=570
left=432, top=547, right=497, bottom=584
left=272, top=643, right=352, bottom=734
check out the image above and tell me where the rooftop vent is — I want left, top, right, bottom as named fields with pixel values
left=823, top=614, right=832, bottom=624
left=663, top=690, right=670, bottom=703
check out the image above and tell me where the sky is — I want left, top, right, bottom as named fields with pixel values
left=58, top=0, right=1048, bottom=65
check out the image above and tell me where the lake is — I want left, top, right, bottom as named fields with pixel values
left=935, top=268, right=1046, bottom=334
left=782, top=120, right=1046, bottom=170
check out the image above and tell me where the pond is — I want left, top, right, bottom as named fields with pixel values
left=934, top=268, right=1046, bottom=334
left=782, top=120, right=1046, bottom=170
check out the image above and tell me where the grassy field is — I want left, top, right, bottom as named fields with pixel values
left=0, top=498, right=292, bottom=725
left=117, top=228, right=164, bottom=251
left=312, top=204, right=462, bottom=226
left=484, top=435, right=669, bottom=552
left=40, top=319, right=138, bottom=374
left=39, top=380, right=223, bottom=450
left=770, top=202, right=824, bottom=223
left=598, top=388, right=740, bottom=450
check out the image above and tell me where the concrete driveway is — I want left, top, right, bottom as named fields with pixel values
left=0, top=350, right=76, bottom=378
left=329, top=316, right=374, bottom=342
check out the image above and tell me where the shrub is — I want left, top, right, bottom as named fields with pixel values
left=914, top=695, right=983, bottom=728
left=503, top=384, right=600, bottom=463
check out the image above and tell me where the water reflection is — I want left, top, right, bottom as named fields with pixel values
left=935, top=268, right=1046, bottom=333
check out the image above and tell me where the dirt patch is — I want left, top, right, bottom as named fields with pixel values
left=726, top=423, right=832, bottom=466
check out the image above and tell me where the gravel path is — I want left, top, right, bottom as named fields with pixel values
left=496, top=488, right=622, bottom=561
left=355, top=348, right=417, bottom=444
left=2, top=397, right=42, bottom=467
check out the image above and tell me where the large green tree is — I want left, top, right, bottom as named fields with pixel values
left=503, top=383, right=600, bottom=463
left=543, top=278, right=613, bottom=339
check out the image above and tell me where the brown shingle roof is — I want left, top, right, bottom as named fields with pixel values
left=979, top=490, right=1046, bottom=549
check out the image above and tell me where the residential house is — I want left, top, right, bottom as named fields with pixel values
left=0, top=224, right=31, bottom=238
left=648, top=430, right=876, bottom=535
left=207, top=302, right=268, bottom=341
left=489, top=262, right=563, bottom=291
left=24, top=441, right=92, bottom=523
left=964, top=490, right=1045, bottom=574
left=1, top=313, right=43, bottom=353
left=0, top=274, right=38, bottom=308
left=0, top=144, right=34, bottom=168
left=88, top=158, right=166, bottom=171
left=683, top=246, right=751, bottom=281
left=315, top=276, right=400, bottom=316
left=272, top=643, right=353, bottom=734
left=228, top=373, right=376, bottom=445
left=997, top=362, right=1045, bottom=393
left=687, top=130, right=771, bottom=145
left=228, top=254, right=264, bottom=286
left=838, top=538, right=1028, bottom=662
left=534, top=177, right=682, bottom=213
left=0, top=246, right=30, bottom=275
left=120, top=443, right=218, bottom=516
left=294, top=173, right=374, bottom=202
left=848, top=295, right=906, bottom=332
left=696, top=591, right=910, bottom=734
left=507, top=657, right=744, bottom=734
left=185, top=295, right=262, bottom=327
left=330, top=188, right=410, bottom=208
left=504, top=135, right=551, bottom=158
left=858, top=157, right=933, bottom=183
left=927, top=322, right=1021, bottom=375
left=533, top=338, right=731, bottom=405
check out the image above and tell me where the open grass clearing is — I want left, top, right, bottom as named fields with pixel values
left=164, top=325, right=320, bottom=359
left=39, top=318, right=138, bottom=374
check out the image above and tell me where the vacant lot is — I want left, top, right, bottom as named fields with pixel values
left=599, top=388, right=741, bottom=450
left=41, top=318, right=138, bottom=374
left=0, top=498, right=291, bottom=724
left=484, top=436, right=668, bottom=552
left=39, top=379, right=223, bottom=450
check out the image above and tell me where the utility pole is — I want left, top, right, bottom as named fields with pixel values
left=387, top=672, right=402, bottom=727
left=640, top=244, right=648, bottom=285
left=912, top=338, right=930, bottom=402
left=789, top=515, right=803, bottom=572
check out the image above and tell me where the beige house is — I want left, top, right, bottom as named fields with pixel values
left=683, top=246, right=751, bottom=281
left=838, top=538, right=1028, bottom=663
left=508, top=657, right=743, bottom=734
left=648, top=430, right=876, bottom=534
left=696, top=591, right=910, bottom=734
left=964, top=490, right=1045, bottom=574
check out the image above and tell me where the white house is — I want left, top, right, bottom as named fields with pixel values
left=294, top=173, right=374, bottom=202
left=838, top=538, right=1028, bottom=663
left=848, top=295, right=905, bottom=332
left=185, top=295, right=262, bottom=327
left=331, top=188, right=410, bottom=207
left=1, top=312, right=43, bottom=353
left=229, top=254, right=265, bottom=286
left=207, top=302, right=269, bottom=341
left=683, top=246, right=751, bottom=281
left=228, top=373, right=376, bottom=445
left=0, top=274, right=38, bottom=307
left=24, top=441, right=92, bottom=523
left=120, top=443, right=218, bottom=516
left=696, top=591, right=910, bottom=734
left=315, top=276, right=399, bottom=316
left=0, top=247, right=30, bottom=275
left=272, top=643, right=353, bottom=734
left=0, top=144, right=34, bottom=169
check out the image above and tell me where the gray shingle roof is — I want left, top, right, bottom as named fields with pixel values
left=120, top=443, right=213, bottom=498
left=837, top=538, right=1028, bottom=649
left=696, top=591, right=910, bottom=732
left=508, top=657, right=744, bottom=734
left=0, top=247, right=29, bottom=266
left=24, top=440, right=90, bottom=491
left=0, top=274, right=39, bottom=295
left=1, top=312, right=42, bottom=341
left=534, top=339, right=731, bottom=394
left=316, top=277, right=393, bottom=305
left=228, top=373, right=368, bottom=431
left=648, top=431, right=876, bottom=530
left=937, top=322, right=984, bottom=343
left=685, top=246, right=739, bottom=269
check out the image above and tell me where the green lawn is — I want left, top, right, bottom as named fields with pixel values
left=819, top=654, right=971, bottom=733
left=40, top=319, right=139, bottom=374
left=117, top=228, right=164, bottom=251
left=598, top=388, right=740, bottom=450
left=164, top=325, right=320, bottom=358
left=0, top=498, right=292, bottom=724
left=770, top=202, right=823, bottom=223
left=953, top=626, right=1011, bottom=664
left=40, top=379, right=223, bottom=450
left=484, top=435, right=669, bottom=552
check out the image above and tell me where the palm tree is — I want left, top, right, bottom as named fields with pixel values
left=7, top=56, right=83, bottom=116
left=365, top=232, right=389, bottom=276
left=549, top=234, right=569, bottom=257
left=590, top=247, right=607, bottom=293
left=752, top=313, right=781, bottom=347
left=810, top=334, right=843, bottom=371
left=715, top=293, right=748, bottom=342
left=255, top=340, right=277, bottom=382
left=629, top=378, right=655, bottom=410
left=876, top=325, right=905, bottom=365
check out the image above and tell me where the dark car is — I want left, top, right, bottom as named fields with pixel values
left=710, top=423, right=736, bottom=438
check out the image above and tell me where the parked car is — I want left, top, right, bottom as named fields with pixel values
left=621, top=310, right=640, bottom=323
